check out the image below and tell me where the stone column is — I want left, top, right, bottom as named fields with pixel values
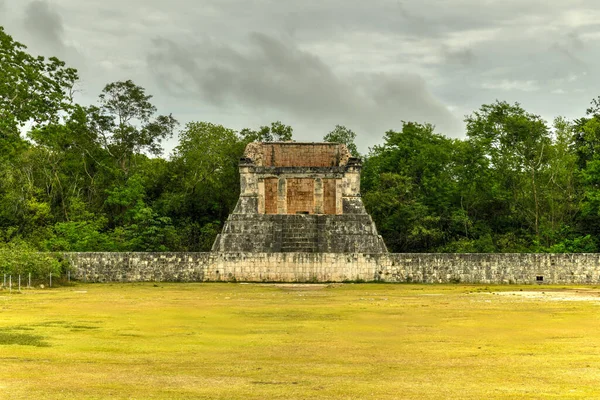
left=340, top=158, right=366, bottom=214
left=335, top=178, right=343, bottom=215
left=235, top=162, right=258, bottom=214
left=342, top=162, right=361, bottom=197
left=314, top=178, right=323, bottom=214
left=277, top=177, right=287, bottom=214
left=257, top=180, right=265, bottom=214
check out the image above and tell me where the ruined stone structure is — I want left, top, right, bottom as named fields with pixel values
left=63, top=143, right=600, bottom=285
left=211, top=142, right=387, bottom=253
left=67, top=252, right=600, bottom=285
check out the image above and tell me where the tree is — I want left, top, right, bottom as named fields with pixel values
left=570, top=97, right=600, bottom=246
left=173, top=122, right=243, bottom=192
left=323, top=125, right=359, bottom=157
left=465, top=101, right=552, bottom=242
left=168, top=122, right=245, bottom=250
left=546, top=117, right=578, bottom=235
left=0, top=27, right=79, bottom=245
left=239, top=121, right=293, bottom=143
left=103, top=173, right=176, bottom=251
left=0, top=26, right=78, bottom=145
left=362, top=122, right=460, bottom=252
left=87, top=80, right=177, bottom=176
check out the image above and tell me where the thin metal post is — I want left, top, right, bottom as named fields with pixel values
left=28, top=273, right=31, bottom=288
left=68, top=271, right=70, bottom=282
left=49, top=272, right=52, bottom=288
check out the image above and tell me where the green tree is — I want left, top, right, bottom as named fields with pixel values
left=0, top=26, right=78, bottom=151
left=0, top=26, right=79, bottom=248
left=465, top=101, right=552, bottom=243
left=239, top=121, right=293, bottom=143
left=323, top=125, right=359, bottom=157
left=24, top=106, right=109, bottom=222
left=104, top=173, right=176, bottom=251
left=570, top=98, right=600, bottom=245
left=88, top=80, right=177, bottom=176
left=167, top=122, right=245, bottom=250
left=362, top=122, right=460, bottom=252
left=546, top=117, right=579, bottom=237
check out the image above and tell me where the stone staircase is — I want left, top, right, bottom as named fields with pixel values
left=280, top=215, right=320, bottom=253
left=212, top=213, right=387, bottom=253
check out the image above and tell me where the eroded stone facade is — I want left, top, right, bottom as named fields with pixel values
left=211, top=142, right=387, bottom=253
left=66, top=252, right=600, bottom=284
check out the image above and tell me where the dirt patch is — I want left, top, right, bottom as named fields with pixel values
left=253, top=283, right=336, bottom=291
left=494, top=289, right=600, bottom=302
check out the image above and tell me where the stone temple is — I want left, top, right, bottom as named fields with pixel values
left=64, top=141, right=598, bottom=283
left=211, top=142, right=387, bottom=253
left=68, top=145, right=594, bottom=284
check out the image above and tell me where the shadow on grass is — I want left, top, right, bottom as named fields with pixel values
left=0, top=331, right=50, bottom=347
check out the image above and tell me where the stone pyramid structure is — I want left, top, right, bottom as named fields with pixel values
left=211, top=142, right=387, bottom=254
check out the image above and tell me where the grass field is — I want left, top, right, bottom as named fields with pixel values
left=1, top=283, right=600, bottom=399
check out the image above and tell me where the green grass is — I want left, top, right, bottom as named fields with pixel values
left=0, top=283, right=599, bottom=399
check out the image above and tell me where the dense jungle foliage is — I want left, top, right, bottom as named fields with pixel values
left=2, top=26, right=600, bottom=254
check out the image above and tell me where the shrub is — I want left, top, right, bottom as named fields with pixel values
left=0, top=242, right=63, bottom=281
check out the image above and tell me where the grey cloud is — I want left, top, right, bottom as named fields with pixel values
left=0, top=0, right=7, bottom=24
left=443, top=47, right=476, bottom=66
left=552, top=43, right=586, bottom=67
left=147, top=32, right=461, bottom=143
left=23, top=1, right=65, bottom=50
left=256, top=1, right=534, bottom=40
left=395, top=2, right=439, bottom=37
left=5, top=0, right=600, bottom=152
left=567, top=32, right=585, bottom=50
left=550, top=32, right=588, bottom=68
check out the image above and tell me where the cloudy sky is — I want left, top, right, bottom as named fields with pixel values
left=1, top=0, right=599, bottom=154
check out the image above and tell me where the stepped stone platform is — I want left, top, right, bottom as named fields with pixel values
left=213, top=214, right=386, bottom=253
left=211, top=142, right=387, bottom=254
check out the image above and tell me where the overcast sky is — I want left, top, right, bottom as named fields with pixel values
left=1, top=0, right=600, bottom=154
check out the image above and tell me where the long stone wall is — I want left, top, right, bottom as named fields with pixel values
left=207, top=253, right=381, bottom=282
left=65, top=252, right=600, bottom=284
left=65, top=252, right=208, bottom=282
left=381, top=253, right=600, bottom=284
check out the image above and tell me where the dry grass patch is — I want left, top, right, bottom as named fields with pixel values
left=0, top=283, right=599, bottom=399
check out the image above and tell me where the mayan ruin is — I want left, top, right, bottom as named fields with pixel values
left=211, top=142, right=388, bottom=254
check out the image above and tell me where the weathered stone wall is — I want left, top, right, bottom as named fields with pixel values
left=65, top=252, right=208, bottom=282
left=264, top=177, right=278, bottom=214
left=65, top=252, right=600, bottom=284
left=258, top=143, right=350, bottom=167
left=286, top=178, right=315, bottom=214
left=379, top=253, right=600, bottom=284
left=207, top=253, right=380, bottom=282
